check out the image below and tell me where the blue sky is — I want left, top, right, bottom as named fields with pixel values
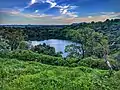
left=0, top=0, right=120, bottom=24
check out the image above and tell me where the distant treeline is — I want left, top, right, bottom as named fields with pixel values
left=0, top=25, right=67, bottom=40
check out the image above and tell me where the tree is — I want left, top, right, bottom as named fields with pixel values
left=94, top=32, right=113, bottom=71
left=66, top=27, right=96, bottom=58
left=65, top=44, right=82, bottom=59
left=18, top=41, right=29, bottom=50
left=3, top=29, right=24, bottom=50
left=31, top=43, right=62, bottom=57
left=66, top=27, right=113, bottom=71
left=0, top=36, right=11, bottom=52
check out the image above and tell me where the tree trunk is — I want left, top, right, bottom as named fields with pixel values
left=103, top=53, right=112, bottom=70
left=99, top=42, right=113, bottom=72
left=103, top=49, right=113, bottom=75
left=81, top=45, right=85, bottom=59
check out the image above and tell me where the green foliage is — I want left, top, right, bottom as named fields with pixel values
left=0, top=36, right=11, bottom=52
left=0, top=50, right=119, bottom=70
left=65, top=44, right=82, bottom=58
left=31, top=43, right=62, bottom=57
left=111, top=51, right=120, bottom=62
left=0, top=58, right=120, bottom=90
left=0, top=50, right=65, bottom=66
left=0, top=19, right=120, bottom=57
left=0, top=19, right=120, bottom=90
left=18, top=41, right=29, bottom=50
left=65, top=28, right=109, bottom=58
left=78, top=57, right=119, bottom=70
left=65, top=19, right=120, bottom=54
left=0, top=28, right=25, bottom=50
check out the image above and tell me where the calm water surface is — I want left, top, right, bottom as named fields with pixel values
left=31, top=39, right=80, bottom=57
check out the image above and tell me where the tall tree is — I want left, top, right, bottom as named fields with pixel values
left=0, top=36, right=11, bottom=52
left=66, top=27, right=96, bottom=58
left=3, top=29, right=24, bottom=50
left=94, top=32, right=113, bottom=71
left=65, top=44, right=82, bottom=59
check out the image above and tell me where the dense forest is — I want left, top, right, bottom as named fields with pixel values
left=0, top=19, right=120, bottom=90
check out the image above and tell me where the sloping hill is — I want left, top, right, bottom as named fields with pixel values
left=0, top=58, right=120, bottom=90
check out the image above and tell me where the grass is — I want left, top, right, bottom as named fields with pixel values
left=0, top=58, right=120, bottom=90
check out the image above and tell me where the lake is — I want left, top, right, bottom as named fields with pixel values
left=31, top=39, right=80, bottom=57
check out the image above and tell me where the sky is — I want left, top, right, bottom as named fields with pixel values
left=0, top=0, right=120, bottom=25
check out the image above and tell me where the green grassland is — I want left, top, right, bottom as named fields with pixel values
left=0, top=58, right=120, bottom=90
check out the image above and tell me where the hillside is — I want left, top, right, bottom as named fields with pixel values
left=0, top=19, right=120, bottom=90
left=0, top=0, right=120, bottom=89
left=1, top=58, right=120, bottom=90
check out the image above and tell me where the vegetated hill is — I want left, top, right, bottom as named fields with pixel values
left=1, top=58, right=120, bottom=90
left=68, top=19, right=120, bottom=40
left=66, top=19, right=120, bottom=52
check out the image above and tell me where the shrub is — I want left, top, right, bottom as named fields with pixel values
left=0, top=50, right=65, bottom=66
left=1, top=58, right=120, bottom=90
left=78, top=57, right=119, bottom=70
left=0, top=50, right=119, bottom=70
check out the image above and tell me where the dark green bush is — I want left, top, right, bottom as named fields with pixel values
left=31, top=43, right=62, bottom=57
left=0, top=50, right=65, bottom=66
left=0, top=50, right=79, bottom=67
left=0, top=50, right=119, bottom=70
left=78, top=57, right=119, bottom=70
left=111, top=51, right=120, bottom=62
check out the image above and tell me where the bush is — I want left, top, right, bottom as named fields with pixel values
left=78, top=57, right=120, bottom=70
left=0, top=50, right=119, bottom=70
left=31, top=43, right=62, bottom=57
left=0, top=50, right=65, bottom=66
left=111, top=51, right=120, bottom=62
left=1, top=58, right=120, bottom=90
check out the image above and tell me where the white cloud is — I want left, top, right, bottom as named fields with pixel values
left=66, top=12, right=78, bottom=18
left=88, top=16, right=92, bottom=18
left=17, top=0, right=78, bottom=18
left=40, top=0, right=78, bottom=18
left=62, top=9, right=68, bottom=14
left=23, top=0, right=38, bottom=9
left=55, top=4, right=78, bottom=18
left=59, top=5, right=69, bottom=14
left=30, top=0, right=37, bottom=5
left=22, top=13, right=53, bottom=18
left=46, top=0, right=57, bottom=8
left=100, top=12, right=115, bottom=15
left=70, top=6, right=78, bottom=9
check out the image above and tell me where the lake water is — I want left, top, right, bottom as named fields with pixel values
left=31, top=39, right=80, bottom=57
